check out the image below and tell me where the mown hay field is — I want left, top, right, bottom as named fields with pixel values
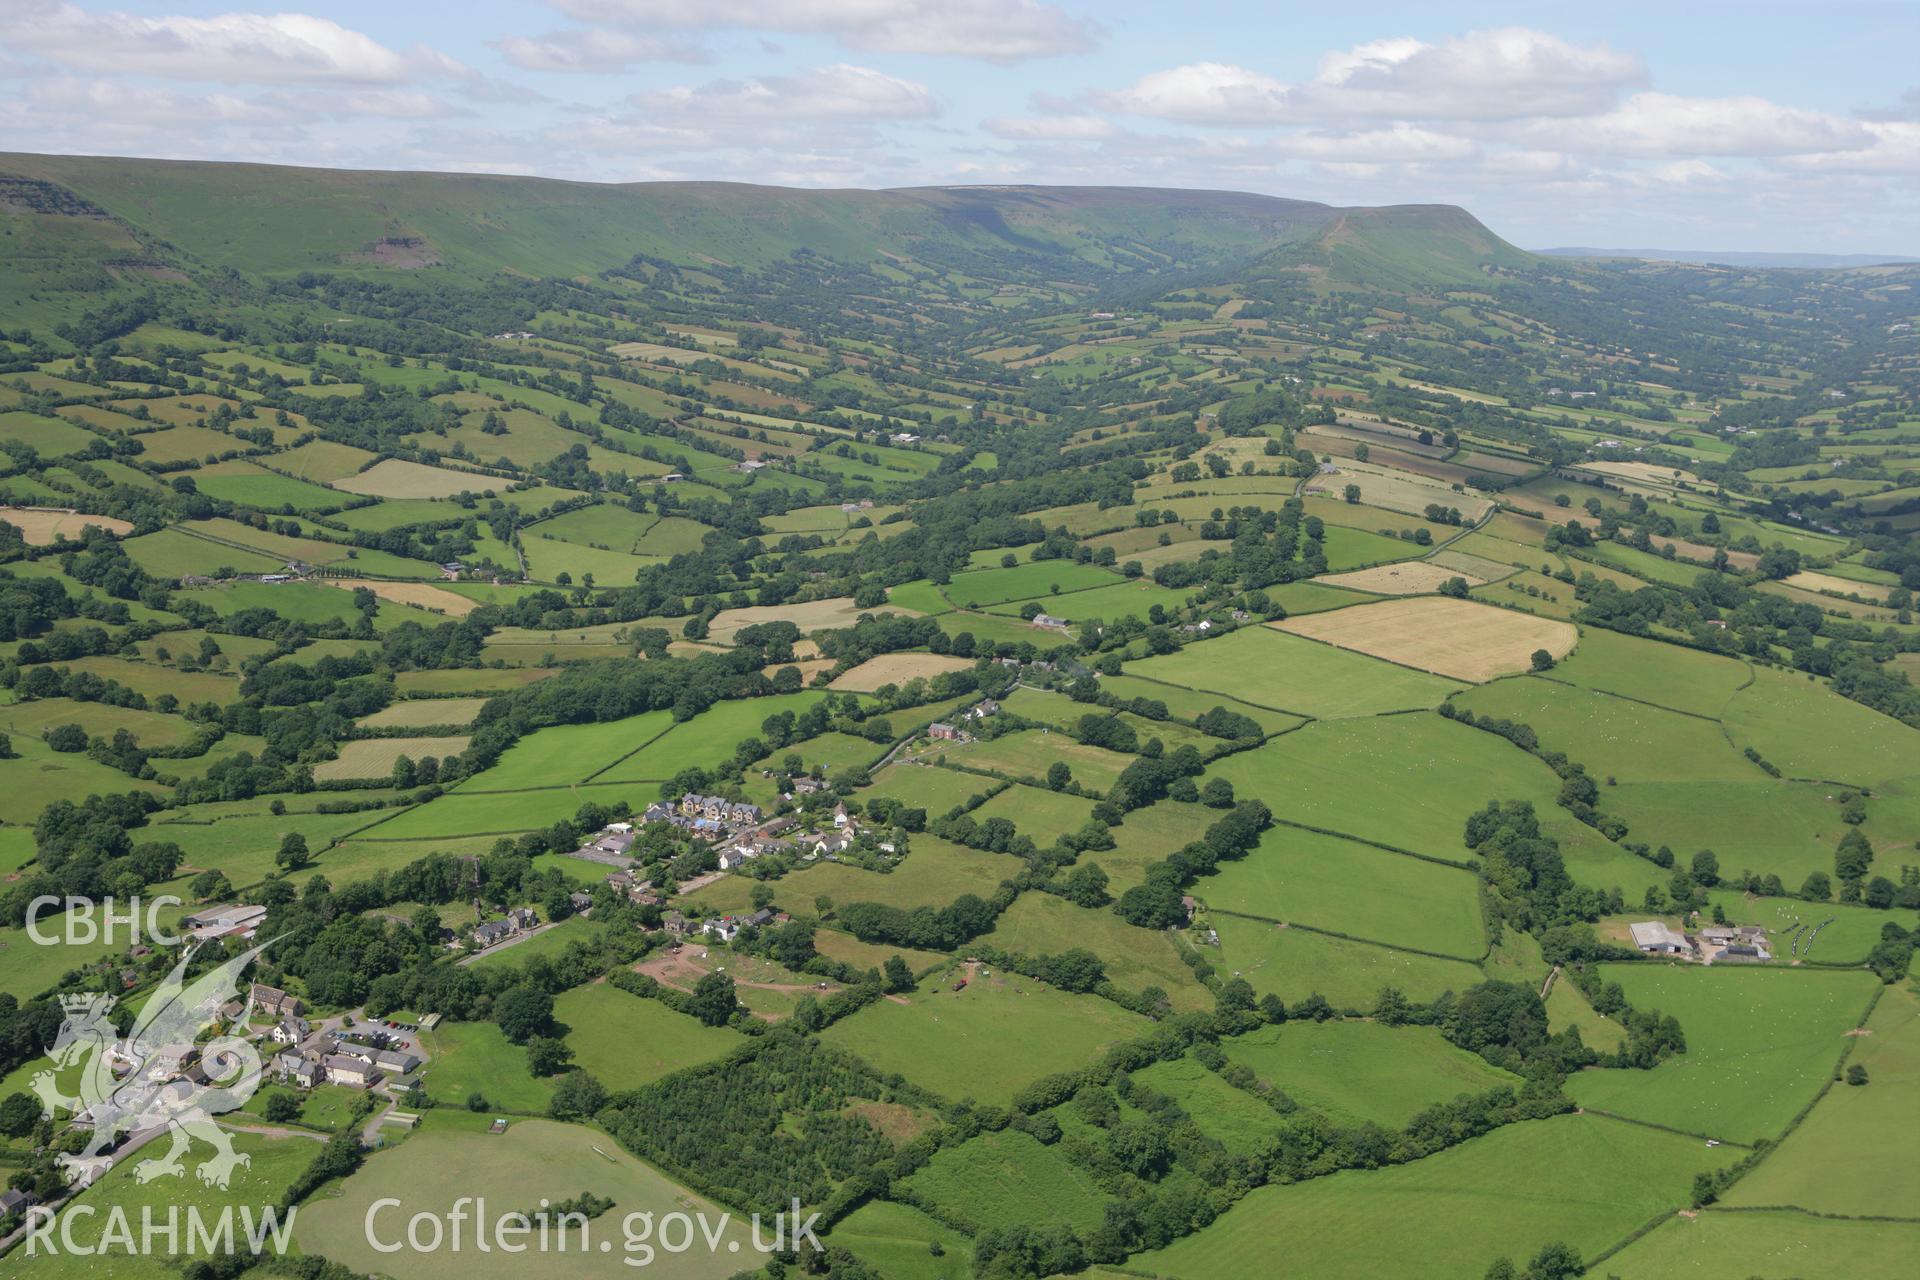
left=313, top=735, right=471, bottom=780
left=332, top=456, right=501, bottom=498
left=1274, top=596, right=1576, bottom=682
left=829, top=652, right=975, bottom=690
left=1317, top=559, right=1484, bottom=594
left=0, top=506, right=133, bottom=542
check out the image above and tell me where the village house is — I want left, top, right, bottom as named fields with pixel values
left=677, top=793, right=763, bottom=827
left=273, top=1050, right=322, bottom=1089
left=569, top=891, right=594, bottom=915
left=1, top=1188, right=41, bottom=1218
left=270, top=1017, right=310, bottom=1046
left=323, top=1054, right=379, bottom=1089
left=250, top=983, right=306, bottom=1018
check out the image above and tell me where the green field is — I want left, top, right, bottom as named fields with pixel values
left=1455, top=676, right=1760, bottom=783
left=1220, top=1022, right=1521, bottom=1128
left=1722, top=667, right=1920, bottom=787
left=418, top=1020, right=557, bottom=1112
left=1549, top=627, right=1753, bottom=717
left=822, top=970, right=1148, bottom=1105
left=1199, top=825, right=1487, bottom=959
left=555, top=983, right=745, bottom=1089
left=295, top=1118, right=753, bottom=1280
left=473, top=709, right=676, bottom=789
left=1132, top=1054, right=1291, bottom=1154
left=901, top=1128, right=1111, bottom=1233
left=1127, top=625, right=1463, bottom=718
left=1565, top=965, right=1878, bottom=1143
left=970, top=782, right=1096, bottom=845
left=1132, top=1114, right=1726, bottom=1280
left=1607, top=1208, right=1920, bottom=1279
left=1212, top=913, right=1485, bottom=1009
left=1094, top=673, right=1308, bottom=734
left=931, top=728, right=1135, bottom=792
left=861, top=760, right=1002, bottom=815
left=943, top=560, right=1124, bottom=607
left=825, top=1200, right=971, bottom=1280
left=1604, top=779, right=1851, bottom=887
left=1202, top=713, right=1564, bottom=863
left=981, top=890, right=1216, bottom=1011
left=1721, top=984, right=1919, bottom=1217
left=593, top=692, right=836, bottom=782
left=17, top=1131, right=319, bottom=1280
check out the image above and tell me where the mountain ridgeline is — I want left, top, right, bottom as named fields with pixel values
left=0, top=151, right=1532, bottom=315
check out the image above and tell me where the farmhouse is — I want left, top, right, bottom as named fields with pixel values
left=927, top=721, right=967, bottom=741
left=1629, top=921, right=1693, bottom=955
left=1, top=1188, right=41, bottom=1217
left=1031, top=613, right=1069, bottom=631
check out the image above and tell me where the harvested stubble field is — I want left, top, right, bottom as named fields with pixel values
left=313, top=735, right=472, bottom=780
left=332, top=457, right=498, bottom=498
left=709, top=596, right=916, bottom=642
left=0, top=506, right=134, bottom=542
left=1316, top=560, right=1485, bottom=595
left=357, top=697, right=490, bottom=729
left=829, top=652, right=975, bottom=690
left=1274, top=596, right=1576, bottom=681
left=320, top=576, right=476, bottom=615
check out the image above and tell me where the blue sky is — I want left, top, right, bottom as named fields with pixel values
left=3, top=1, right=1917, bottom=253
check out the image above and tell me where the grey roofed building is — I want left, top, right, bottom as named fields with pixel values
left=1629, top=921, right=1690, bottom=954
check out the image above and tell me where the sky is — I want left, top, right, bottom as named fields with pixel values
left=2, top=1, right=1918, bottom=254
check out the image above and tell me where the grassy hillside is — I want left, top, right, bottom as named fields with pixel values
left=0, top=152, right=1336, bottom=288
left=1264, top=203, right=1539, bottom=289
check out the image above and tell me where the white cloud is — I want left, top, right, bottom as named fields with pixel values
left=983, top=114, right=1116, bottom=141
left=1098, top=63, right=1290, bottom=126
left=1308, top=28, right=1641, bottom=121
left=1269, top=125, right=1476, bottom=163
left=630, top=63, right=938, bottom=123
left=1552, top=92, right=1873, bottom=157
left=0, top=2, right=465, bottom=84
left=553, top=0, right=1101, bottom=62
left=494, top=27, right=705, bottom=73
left=1099, top=29, right=1640, bottom=127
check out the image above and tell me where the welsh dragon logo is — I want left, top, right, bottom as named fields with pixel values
left=32, top=940, right=276, bottom=1189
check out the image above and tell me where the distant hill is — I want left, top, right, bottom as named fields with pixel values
left=0, top=152, right=1342, bottom=288
left=1263, top=204, right=1538, bottom=290
left=1541, top=246, right=1920, bottom=269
